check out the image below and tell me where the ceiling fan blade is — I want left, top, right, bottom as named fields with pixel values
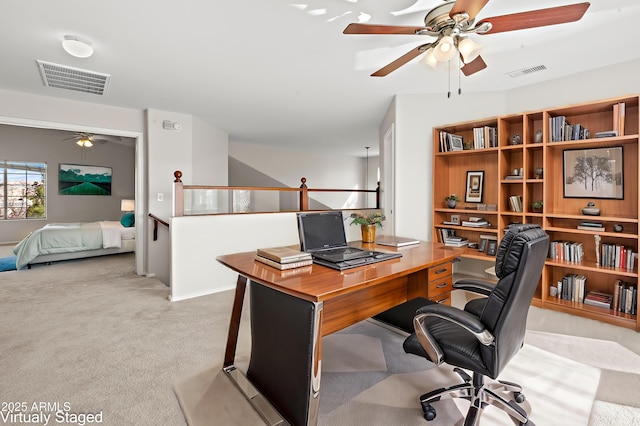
left=343, top=23, right=425, bottom=35
left=461, top=55, right=487, bottom=76
left=450, top=0, right=489, bottom=21
left=477, top=2, right=590, bottom=35
left=371, top=44, right=430, bottom=77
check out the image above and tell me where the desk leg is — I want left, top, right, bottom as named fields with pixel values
left=224, top=275, right=247, bottom=368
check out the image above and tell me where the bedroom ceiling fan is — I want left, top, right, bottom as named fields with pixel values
left=61, top=132, right=122, bottom=148
left=343, top=0, right=590, bottom=77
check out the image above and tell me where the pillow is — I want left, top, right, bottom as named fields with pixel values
left=120, top=212, right=135, bottom=228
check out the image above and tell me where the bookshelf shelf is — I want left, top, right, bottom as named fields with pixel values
left=433, top=95, right=640, bottom=331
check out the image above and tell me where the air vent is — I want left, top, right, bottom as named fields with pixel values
left=36, top=60, right=110, bottom=95
left=507, top=65, right=547, bottom=78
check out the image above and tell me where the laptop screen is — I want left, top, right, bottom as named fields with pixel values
left=297, top=211, right=348, bottom=252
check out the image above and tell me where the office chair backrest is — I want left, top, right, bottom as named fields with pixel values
left=478, top=224, right=549, bottom=378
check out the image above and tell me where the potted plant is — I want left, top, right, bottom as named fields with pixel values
left=349, top=212, right=385, bottom=243
left=532, top=200, right=543, bottom=213
left=445, top=194, right=460, bottom=208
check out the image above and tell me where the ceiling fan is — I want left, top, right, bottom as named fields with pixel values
left=343, top=0, right=590, bottom=77
left=61, top=132, right=121, bottom=148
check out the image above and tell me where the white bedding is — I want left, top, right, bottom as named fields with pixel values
left=100, top=221, right=124, bottom=248
left=13, top=221, right=135, bottom=269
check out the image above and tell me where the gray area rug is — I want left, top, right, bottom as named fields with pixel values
left=2, top=253, right=639, bottom=425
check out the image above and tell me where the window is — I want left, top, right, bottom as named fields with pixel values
left=0, top=161, right=46, bottom=219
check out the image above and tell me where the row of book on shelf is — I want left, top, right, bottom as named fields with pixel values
left=549, top=101, right=626, bottom=142
left=598, top=243, right=637, bottom=270
left=437, top=126, right=497, bottom=152
left=554, top=275, right=637, bottom=315
left=508, top=195, right=523, bottom=213
left=549, top=240, right=637, bottom=270
left=548, top=241, right=584, bottom=263
left=549, top=115, right=590, bottom=142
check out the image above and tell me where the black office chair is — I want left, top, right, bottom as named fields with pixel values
left=403, top=224, right=549, bottom=426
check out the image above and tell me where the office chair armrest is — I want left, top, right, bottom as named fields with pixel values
left=414, top=303, right=495, bottom=360
left=453, top=278, right=495, bottom=296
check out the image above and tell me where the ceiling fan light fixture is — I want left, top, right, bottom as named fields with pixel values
left=62, top=35, right=94, bottom=58
left=434, top=36, right=456, bottom=62
left=458, top=37, right=483, bottom=63
left=77, top=139, right=93, bottom=148
left=422, top=47, right=438, bottom=69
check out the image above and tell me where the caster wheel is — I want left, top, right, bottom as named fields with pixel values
left=514, top=392, right=526, bottom=404
left=421, top=402, right=436, bottom=421
left=423, top=409, right=436, bottom=421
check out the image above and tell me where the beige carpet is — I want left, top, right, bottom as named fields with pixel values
left=2, top=253, right=639, bottom=426
left=174, top=320, right=609, bottom=426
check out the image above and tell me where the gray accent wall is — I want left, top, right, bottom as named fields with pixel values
left=0, top=124, right=135, bottom=244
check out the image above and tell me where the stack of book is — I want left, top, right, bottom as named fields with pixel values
left=462, top=217, right=490, bottom=227
left=444, top=236, right=468, bottom=247
left=255, top=246, right=313, bottom=270
left=583, top=291, right=613, bottom=310
left=577, top=221, right=604, bottom=232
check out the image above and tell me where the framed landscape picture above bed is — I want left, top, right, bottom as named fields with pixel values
left=58, top=163, right=112, bottom=196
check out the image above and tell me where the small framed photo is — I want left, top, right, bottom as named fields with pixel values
left=450, top=214, right=460, bottom=225
left=449, top=135, right=464, bottom=151
left=465, top=171, right=484, bottom=203
left=487, top=240, right=498, bottom=256
left=478, top=238, right=488, bottom=252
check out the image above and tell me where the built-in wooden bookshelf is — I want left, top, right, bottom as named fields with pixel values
left=433, top=95, right=639, bottom=331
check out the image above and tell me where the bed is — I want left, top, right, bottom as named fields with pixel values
left=13, top=220, right=135, bottom=270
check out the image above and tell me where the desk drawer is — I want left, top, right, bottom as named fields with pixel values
left=429, top=293, right=451, bottom=306
left=428, top=276, right=452, bottom=296
left=428, top=262, right=452, bottom=281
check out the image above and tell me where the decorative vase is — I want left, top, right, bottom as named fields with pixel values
left=361, top=224, right=376, bottom=243
left=447, top=200, right=457, bottom=209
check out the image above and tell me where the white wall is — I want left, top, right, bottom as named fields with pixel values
left=391, top=92, right=508, bottom=241
left=229, top=141, right=377, bottom=209
left=146, top=109, right=228, bottom=283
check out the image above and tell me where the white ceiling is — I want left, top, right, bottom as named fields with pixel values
left=1, top=0, right=639, bottom=157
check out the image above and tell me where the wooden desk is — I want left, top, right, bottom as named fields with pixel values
left=217, top=241, right=465, bottom=426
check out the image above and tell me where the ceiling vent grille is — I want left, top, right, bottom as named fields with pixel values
left=36, top=60, right=110, bottom=95
left=507, top=65, right=547, bottom=78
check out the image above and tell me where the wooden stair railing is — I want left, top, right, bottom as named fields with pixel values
left=173, top=170, right=380, bottom=216
left=148, top=213, right=169, bottom=241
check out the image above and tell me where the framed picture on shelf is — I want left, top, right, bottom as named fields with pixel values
left=563, top=146, right=624, bottom=199
left=486, top=240, right=498, bottom=256
left=465, top=171, right=484, bottom=203
left=450, top=135, right=464, bottom=151
left=478, top=238, right=488, bottom=252
left=450, top=214, right=460, bottom=225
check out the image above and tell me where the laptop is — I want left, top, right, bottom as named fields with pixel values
left=296, top=211, right=402, bottom=270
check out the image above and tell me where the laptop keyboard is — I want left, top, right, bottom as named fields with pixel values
left=321, top=248, right=362, bottom=255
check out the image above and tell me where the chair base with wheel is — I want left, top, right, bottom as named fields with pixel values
left=403, top=224, right=549, bottom=426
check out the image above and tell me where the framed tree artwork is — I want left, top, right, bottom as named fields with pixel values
left=563, top=146, right=623, bottom=199
left=465, top=171, right=484, bottom=203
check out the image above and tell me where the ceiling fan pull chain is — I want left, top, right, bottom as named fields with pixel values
left=458, top=56, right=462, bottom=95
left=447, top=60, right=451, bottom=98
